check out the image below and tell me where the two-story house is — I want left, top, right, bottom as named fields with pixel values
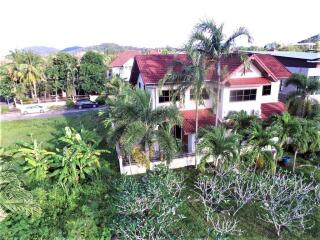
left=118, top=53, right=290, bottom=174
left=110, top=50, right=142, bottom=80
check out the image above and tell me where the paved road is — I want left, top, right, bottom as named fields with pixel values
left=0, top=107, right=106, bottom=122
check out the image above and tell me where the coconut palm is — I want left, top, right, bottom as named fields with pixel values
left=285, top=73, right=320, bottom=117
left=106, top=89, right=181, bottom=168
left=189, top=19, right=252, bottom=125
left=271, top=112, right=300, bottom=149
left=197, top=126, right=239, bottom=170
left=160, top=48, right=213, bottom=168
left=226, top=110, right=258, bottom=135
left=290, top=119, right=319, bottom=171
left=245, top=122, right=281, bottom=174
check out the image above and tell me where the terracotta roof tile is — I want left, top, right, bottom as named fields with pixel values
left=226, top=77, right=271, bottom=86
left=261, top=102, right=286, bottom=119
left=111, top=50, right=142, bottom=67
left=181, top=108, right=216, bottom=134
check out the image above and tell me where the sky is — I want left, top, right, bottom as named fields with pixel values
left=0, top=0, right=319, bottom=56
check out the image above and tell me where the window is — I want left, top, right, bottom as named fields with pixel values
left=159, top=90, right=180, bottom=103
left=229, top=89, right=257, bottom=102
left=262, top=85, right=271, bottom=96
left=190, top=88, right=209, bottom=100
left=138, top=82, right=141, bottom=89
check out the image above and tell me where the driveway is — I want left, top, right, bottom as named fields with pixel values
left=0, top=106, right=106, bottom=122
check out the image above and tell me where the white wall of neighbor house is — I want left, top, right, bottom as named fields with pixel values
left=112, top=58, right=135, bottom=81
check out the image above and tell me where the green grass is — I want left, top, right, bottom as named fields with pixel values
left=0, top=111, right=106, bottom=148
left=0, top=105, right=10, bottom=114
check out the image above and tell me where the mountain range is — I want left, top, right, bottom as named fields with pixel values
left=21, top=43, right=149, bottom=56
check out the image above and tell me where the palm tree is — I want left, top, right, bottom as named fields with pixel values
left=197, top=126, right=239, bottom=170
left=285, top=73, right=320, bottom=117
left=18, top=52, right=43, bottom=98
left=106, top=89, right=181, bottom=168
left=160, top=48, right=212, bottom=168
left=189, top=19, right=252, bottom=125
left=271, top=112, right=300, bottom=149
left=226, top=110, right=258, bottom=135
left=290, top=119, right=319, bottom=171
left=245, top=122, right=281, bottom=174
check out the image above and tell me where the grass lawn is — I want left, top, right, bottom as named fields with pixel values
left=0, top=111, right=107, bottom=148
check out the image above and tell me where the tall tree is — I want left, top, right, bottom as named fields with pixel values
left=285, top=73, right=320, bottom=117
left=79, top=51, right=106, bottom=94
left=46, top=53, right=78, bottom=100
left=189, top=19, right=252, bottom=125
left=105, top=89, right=181, bottom=169
left=161, top=48, right=212, bottom=168
left=14, top=51, right=43, bottom=98
left=245, top=122, right=281, bottom=174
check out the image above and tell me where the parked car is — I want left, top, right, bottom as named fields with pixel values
left=74, top=99, right=98, bottom=109
left=21, top=105, right=49, bottom=115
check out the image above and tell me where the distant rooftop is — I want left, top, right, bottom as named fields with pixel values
left=298, top=34, right=320, bottom=44
left=247, top=51, right=320, bottom=61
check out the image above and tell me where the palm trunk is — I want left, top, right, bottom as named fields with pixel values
left=215, top=60, right=221, bottom=126
left=293, top=150, right=298, bottom=172
left=195, top=100, right=199, bottom=169
left=33, top=82, right=37, bottom=99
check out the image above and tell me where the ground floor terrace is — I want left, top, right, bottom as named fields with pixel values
left=118, top=103, right=286, bottom=175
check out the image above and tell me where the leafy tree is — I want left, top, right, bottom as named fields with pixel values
left=46, top=53, right=78, bottom=99
left=0, top=68, right=14, bottom=105
left=79, top=51, right=106, bottom=94
left=285, top=73, right=320, bottom=117
left=105, top=89, right=181, bottom=169
left=197, top=126, right=239, bottom=170
left=161, top=47, right=213, bottom=168
left=189, top=19, right=252, bottom=125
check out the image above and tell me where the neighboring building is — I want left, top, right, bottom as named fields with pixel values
left=117, top=53, right=290, bottom=174
left=297, top=34, right=320, bottom=50
left=110, top=50, right=142, bottom=80
left=248, top=51, right=320, bottom=101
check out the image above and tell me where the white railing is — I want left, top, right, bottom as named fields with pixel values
left=116, top=144, right=213, bottom=175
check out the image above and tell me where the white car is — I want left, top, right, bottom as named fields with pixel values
left=21, top=105, right=49, bottom=115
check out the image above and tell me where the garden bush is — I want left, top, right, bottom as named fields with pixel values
left=66, top=99, right=74, bottom=108
left=95, top=95, right=107, bottom=105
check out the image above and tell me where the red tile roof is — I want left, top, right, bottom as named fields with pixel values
left=130, top=53, right=290, bottom=85
left=253, top=54, right=291, bottom=79
left=260, top=102, right=286, bottom=119
left=133, top=54, right=190, bottom=84
left=111, top=50, right=142, bottom=67
left=226, top=77, right=271, bottom=86
left=181, top=108, right=216, bottom=134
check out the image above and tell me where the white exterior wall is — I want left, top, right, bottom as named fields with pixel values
left=216, top=63, right=280, bottom=120
left=135, top=74, right=214, bottom=111
left=218, top=81, right=280, bottom=120
left=112, top=58, right=135, bottom=81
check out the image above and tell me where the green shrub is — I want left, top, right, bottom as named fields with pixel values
left=66, top=99, right=74, bottom=109
left=95, top=95, right=106, bottom=105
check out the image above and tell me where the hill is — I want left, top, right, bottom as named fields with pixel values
left=22, top=46, right=59, bottom=55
